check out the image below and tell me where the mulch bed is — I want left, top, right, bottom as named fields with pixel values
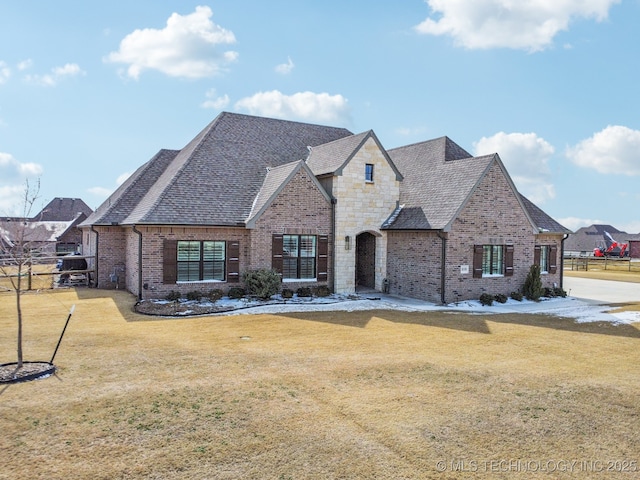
left=134, top=300, right=236, bottom=316
left=0, top=362, right=56, bottom=384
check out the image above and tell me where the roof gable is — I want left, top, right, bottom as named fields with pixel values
left=306, top=130, right=403, bottom=181
left=245, top=160, right=331, bottom=228
left=35, top=198, right=93, bottom=222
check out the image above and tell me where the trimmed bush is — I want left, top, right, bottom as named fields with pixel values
left=208, top=289, right=223, bottom=302
left=479, top=293, right=494, bottom=306
left=227, top=287, right=246, bottom=299
left=186, top=290, right=202, bottom=301
left=554, top=287, right=567, bottom=298
left=243, top=268, right=281, bottom=300
left=166, top=290, right=181, bottom=302
left=523, top=265, right=544, bottom=301
left=494, top=293, right=508, bottom=304
left=510, top=291, right=523, bottom=302
left=281, top=288, right=294, bottom=299
left=313, top=285, right=331, bottom=297
left=296, top=286, right=312, bottom=298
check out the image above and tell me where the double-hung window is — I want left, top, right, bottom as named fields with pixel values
left=283, top=234, right=317, bottom=279
left=535, top=245, right=557, bottom=274
left=473, top=244, right=514, bottom=278
left=482, top=245, right=504, bottom=276
left=177, top=240, right=225, bottom=282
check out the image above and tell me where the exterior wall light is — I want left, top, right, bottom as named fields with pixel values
left=345, top=235, right=351, bottom=250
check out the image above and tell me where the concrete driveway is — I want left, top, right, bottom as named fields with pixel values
left=563, top=276, right=640, bottom=303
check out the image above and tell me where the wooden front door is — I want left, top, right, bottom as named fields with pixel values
left=356, top=232, right=376, bottom=289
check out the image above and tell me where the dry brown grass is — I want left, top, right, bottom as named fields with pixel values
left=1, top=288, right=639, bottom=479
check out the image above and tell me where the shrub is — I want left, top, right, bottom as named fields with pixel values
left=166, top=290, right=181, bottom=302
left=554, top=287, right=567, bottom=298
left=208, top=289, right=223, bottom=302
left=227, top=287, right=246, bottom=299
left=494, top=293, right=508, bottom=304
left=313, top=285, right=331, bottom=297
left=510, top=291, right=523, bottom=302
left=523, top=265, right=544, bottom=301
left=243, top=268, right=281, bottom=300
left=186, top=290, right=202, bottom=301
left=296, top=286, right=312, bottom=298
left=544, top=287, right=556, bottom=298
left=479, top=293, right=494, bottom=306
left=281, top=288, right=294, bottom=299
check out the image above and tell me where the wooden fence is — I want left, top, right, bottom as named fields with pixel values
left=0, top=255, right=95, bottom=291
left=565, top=256, right=640, bottom=272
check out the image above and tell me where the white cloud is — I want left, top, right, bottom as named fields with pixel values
left=25, top=63, right=85, bottom=86
left=234, top=90, right=351, bottom=125
left=201, top=88, right=230, bottom=110
left=0, top=61, right=10, bottom=84
left=0, top=153, right=44, bottom=215
left=275, top=57, right=295, bottom=75
left=0, top=152, right=44, bottom=177
left=566, top=125, right=640, bottom=175
left=105, top=6, right=238, bottom=79
left=87, top=186, right=113, bottom=198
left=414, top=0, right=620, bottom=51
left=474, top=131, right=556, bottom=204
left=116, top=172, right=131, bottom=185
left=17, top=59, right=32, bottom=71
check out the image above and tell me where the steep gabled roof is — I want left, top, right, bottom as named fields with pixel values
left=89, top=112, right=352, bottom=227
left=306, top=130, right=403, bottom=180
left=35, top=198, right=93, bottom=222
left=245, top=160, right=331, bottom=228
left=385, top=137, right=495, bottom=230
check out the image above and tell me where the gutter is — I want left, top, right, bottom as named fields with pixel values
left=132, top=225, right=143, bottom=300
left=437, top=231, right=447, bottom=304
left=90, top=225, right=99, bottom=288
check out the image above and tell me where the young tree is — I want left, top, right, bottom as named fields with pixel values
left=0, top=179, right=41, bottom=371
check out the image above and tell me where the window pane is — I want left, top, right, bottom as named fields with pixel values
left=299, top=235, right=316, bottom=257
left=299, top=258, right=316, bottom=279
left=178, top=261, right=200, bottom=281
left=203, top=241, right=225, bottom=261
left=482, top=245, right=492, bottom=275
left=365, top=163, right=374, bottom=181
left=492, top=246, right=503, bottom=275
left=540, top=246, right=549, bottom=272
left=178, top=241, right=200, bottom=261
left=283, top=235, right=298, bottom=257
left=283, top=258, right=298, bottom=279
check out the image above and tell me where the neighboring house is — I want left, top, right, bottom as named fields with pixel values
left=0, top=197, right=92, bottom=256
left=80, top=112, right=570, bottom=303
left=564, top=224, right=634, bottom=257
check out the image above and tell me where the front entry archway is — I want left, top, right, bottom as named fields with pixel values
left=355, top=232, right=376, bottom=290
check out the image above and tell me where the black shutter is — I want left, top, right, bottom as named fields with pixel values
left=473, top=245, right=483, bottom=278
left=549, top=245, right=558, bottom=274
left=534, top=245, right=541, bottom=266
left=163, top=239, right=177, bottom=284
left=504, top=245, right=514, bottom=277
left=227, top=241, right=240, bottom=283
left=272, top=235, right=283, bottom=276
left=317, top=235, right=328, bottom=282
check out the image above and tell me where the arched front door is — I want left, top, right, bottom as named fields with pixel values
left=356, top=232, right=376, bottom=290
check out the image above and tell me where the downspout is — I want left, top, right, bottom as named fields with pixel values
left=132, top=225, right=143, bottom=300
left=90, top=225, right=99, bottom=288
left=560, top=233, right=569, bottom=290
left=437, top=231, right=447, bottom=304
left=331, top=198, right=337, bottom=293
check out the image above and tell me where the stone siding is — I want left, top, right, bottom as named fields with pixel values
left=332, top=137, right=400, bottom=293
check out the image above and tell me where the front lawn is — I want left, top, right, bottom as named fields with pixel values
left=1, top=288, right=639, bottom=479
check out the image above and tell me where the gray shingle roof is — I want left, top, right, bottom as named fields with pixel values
left=35, top=198, right=92, bottom=221
left=85, top=112, right=352, bottom=227
left=385, top=137, right=495, bottom=230
left=81, top=149, right=179, bottom=226
left=518, top=195, right=572, bottom=234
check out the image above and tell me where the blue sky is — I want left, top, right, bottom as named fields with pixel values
left=1, top=1, right=639, bottom=233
